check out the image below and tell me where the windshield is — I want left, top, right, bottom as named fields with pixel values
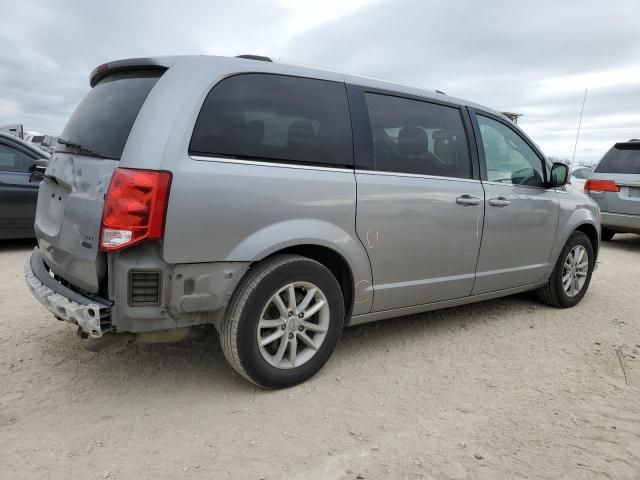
left=59, top=69, right=163, bottom=159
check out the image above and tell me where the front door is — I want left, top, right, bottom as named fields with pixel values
left=354, top=91, right=484, bottom=312
left=0, top=142, right=40, bottom=235
left=471, top=111, right=559, bottom=294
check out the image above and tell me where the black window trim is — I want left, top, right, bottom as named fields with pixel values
left=188, top=72, right=355, bottom=170
left=347, top=84, right=480, bottom=180
left=469, top=107, right=550, bottom=187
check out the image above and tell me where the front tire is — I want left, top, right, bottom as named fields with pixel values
left=537, top=231, right=595, bottom=308
left=220, top=254, right=344, bottom=388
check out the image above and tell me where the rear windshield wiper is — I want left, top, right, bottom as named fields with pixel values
left=57, top=138, right=109, bottom=159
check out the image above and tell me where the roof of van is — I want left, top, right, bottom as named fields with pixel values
left=89, top=55, right=506, bottom=120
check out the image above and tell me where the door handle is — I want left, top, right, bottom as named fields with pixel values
left=489, top=197, right=510, bottom=207
left=456, top=195, right=481, bottom=206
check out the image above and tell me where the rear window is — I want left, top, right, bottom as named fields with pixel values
left=595, top=144, right=640, bottom=174
left=60, top=69, right=163, bottom=159
left=189, top=73, right=353, bottom=167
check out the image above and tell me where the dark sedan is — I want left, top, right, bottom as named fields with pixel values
left=0, top=132, right=50, bottom=239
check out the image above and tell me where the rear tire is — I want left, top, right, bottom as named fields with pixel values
left=537, top=231, right=594, bottom=308
left=220, top=254, right=344, bottom=389
left=601, top=228, right=615, bottom=241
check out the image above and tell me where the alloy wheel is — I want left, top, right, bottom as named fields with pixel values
left=256, top=281, right=330, bottom=369
left=562, top=245, right=589, bottom=297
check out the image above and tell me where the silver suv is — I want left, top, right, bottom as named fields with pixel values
left=585, top=140, right=640, bottom=240
left=25, top=55, right=600, bottom=388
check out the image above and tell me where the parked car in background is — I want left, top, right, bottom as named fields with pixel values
left=0, top=132, right=49, bottom=239
left=25, top=55, right=600, bottom=388
left=0, top=124, right=25, bottom=139
left=585, top=140, right=640, bottom=240
left=570, top=165, right=593, bottom=190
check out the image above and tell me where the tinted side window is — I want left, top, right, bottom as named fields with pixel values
left=190, top=74, right=353, bottom=167
left=595, top=146, right=640, bottom=174
left=365, top=93, right=471, bottom=178
left=0, top=144, right=33, bottom=173
left=476, top=115, right=545, bottom=187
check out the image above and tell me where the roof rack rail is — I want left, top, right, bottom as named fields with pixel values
left=236, top=55, right=272, bottom=62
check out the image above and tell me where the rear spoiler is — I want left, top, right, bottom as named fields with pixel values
left=89, top=56, right=184, bottom=87
left=614, top=141, right=640, bottom=150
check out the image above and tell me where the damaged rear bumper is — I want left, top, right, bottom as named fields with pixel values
left=24, top=249, right=111, bottom=338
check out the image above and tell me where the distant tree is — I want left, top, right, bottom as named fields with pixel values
left=547, top=156, right=571, bottom=165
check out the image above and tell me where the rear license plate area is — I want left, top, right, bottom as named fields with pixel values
left=47, top=193, right=64, bottom=219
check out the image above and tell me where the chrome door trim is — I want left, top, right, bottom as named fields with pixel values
left=482, top=180, right=549, bottom=190
left=190, top=155, right=353, bottom=173
left=482, top=180, right=561, bottom=194
left=355, top=169, right=481, bottom=183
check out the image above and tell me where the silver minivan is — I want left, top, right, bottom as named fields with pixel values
left=585, top=140, right=640, bottom=240
left=25, top=55, right=600, bottom=388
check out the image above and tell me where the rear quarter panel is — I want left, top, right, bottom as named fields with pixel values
left=162, top=159, right=373, bottom=314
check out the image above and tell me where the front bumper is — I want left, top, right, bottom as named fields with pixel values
left=601, top=212, right=640, bottom=234
left=24, top=249, right=111, bottom=338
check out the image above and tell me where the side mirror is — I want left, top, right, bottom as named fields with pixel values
left=28, top=158, right=48, bottom=181
left=549, top=162, right=569, bottom=188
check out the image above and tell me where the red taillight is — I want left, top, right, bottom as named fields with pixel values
left=584, top=179, right=619, bottom=193
left=100, top=168, right=172, bottom=251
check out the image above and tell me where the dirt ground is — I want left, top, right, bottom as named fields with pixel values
left=1, top=237, right=639, bottom=480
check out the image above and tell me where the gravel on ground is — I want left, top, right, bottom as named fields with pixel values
left=1, top=236, right=639, bottom=479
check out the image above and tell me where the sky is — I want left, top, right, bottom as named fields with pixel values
left=1, top=0, right=639, bottom=165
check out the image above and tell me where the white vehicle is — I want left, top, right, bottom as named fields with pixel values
left=570, top=166, right=593, bottom=191
left=0, top=124, right=25, bottom=139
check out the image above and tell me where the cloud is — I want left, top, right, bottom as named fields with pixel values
left=1, top=0, right=639, bottom=164
left=0, top=0, right=296, bottom=133
left=281, top=0, right=640, bottom=163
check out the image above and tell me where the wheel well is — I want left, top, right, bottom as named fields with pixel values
left=272, top=245, right=354, bottom=315
left=575, top=223, right=599, bottom=257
